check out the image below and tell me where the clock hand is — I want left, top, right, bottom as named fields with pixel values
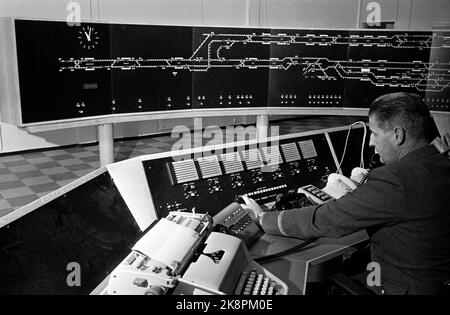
left=84, top=27, right=91, bottom=41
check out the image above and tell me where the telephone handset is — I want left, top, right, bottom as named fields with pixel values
left=299, top=154, right=382, bottom=204
left=298, top=173, right=357, bottom=204
left=352, top=153, right=383, bottom=186
left=212, top=202, right=263, bottom=247
left=326, top=173, right=358, bottom=197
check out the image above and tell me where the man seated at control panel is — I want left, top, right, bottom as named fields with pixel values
left=242, top=92, right=450, bottom=295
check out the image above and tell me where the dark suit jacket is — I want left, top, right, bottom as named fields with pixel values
left=261, top=145, right=450, bottom=294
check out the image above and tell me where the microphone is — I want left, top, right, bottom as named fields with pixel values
left=352, top=153, right=382, bottom=187
left=431, top=137, right=450, bottom=156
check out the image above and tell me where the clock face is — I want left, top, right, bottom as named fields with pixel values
left=77, top=25, right=99, bottom=50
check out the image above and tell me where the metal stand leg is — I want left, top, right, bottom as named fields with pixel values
left=98, top=123, right=114, bottom=166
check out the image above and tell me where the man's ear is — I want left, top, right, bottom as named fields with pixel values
left=393, top=126, right=406, bottom=145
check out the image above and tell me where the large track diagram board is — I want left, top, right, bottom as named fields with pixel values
left=14, top=20, right=450, bottom=124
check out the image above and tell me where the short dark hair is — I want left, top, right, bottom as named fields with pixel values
left=369, top=92, right=437, bottom=141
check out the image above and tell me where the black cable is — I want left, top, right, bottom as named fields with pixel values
left=253, top=238, right=317, bottom=264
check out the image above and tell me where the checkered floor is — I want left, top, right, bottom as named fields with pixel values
left=0, top=116, right=365, bottom=217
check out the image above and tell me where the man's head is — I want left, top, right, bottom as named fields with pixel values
left=368, top=92, right=436, bottom=164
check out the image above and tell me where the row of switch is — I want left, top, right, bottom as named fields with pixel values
left=308, top=94, right=342, bottom=99
left=242, top=184, right=287, bottom=198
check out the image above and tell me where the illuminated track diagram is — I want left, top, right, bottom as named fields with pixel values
left=59, top=32, right=450, bottom=92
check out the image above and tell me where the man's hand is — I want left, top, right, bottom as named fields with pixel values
left=241, top=196, right=264, bottom=222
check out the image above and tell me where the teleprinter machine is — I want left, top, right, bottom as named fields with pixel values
left=106, top=211, right=288, bottom=295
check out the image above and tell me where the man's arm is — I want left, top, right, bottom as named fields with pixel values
left=256, top=166, right=406, bottom=239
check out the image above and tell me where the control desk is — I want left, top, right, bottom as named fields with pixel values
left=0, top=124, right=370, bottom=295
left=127, top=125, right=370, bottom=294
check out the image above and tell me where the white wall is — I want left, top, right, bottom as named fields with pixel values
left=259, top=0, right=331, bottom=28
left=0, top=0, right=92, bottom=20
left=330, top=0, right=360, bottom=29
left=359, top=0, right=450, bottom=30
left=97, top=0, right=203, bottom=25
left=409, top=0, right=450, bottom=29
left=0, top=0, right=449, bottom=153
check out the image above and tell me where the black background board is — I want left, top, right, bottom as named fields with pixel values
left=192, top=26, right=271, bottom=109
left=343, top=30, right=430, bottom=109
left=15, top=20, right=113, bottom=123
left=267, top=29, right=349, bottom=108
left=110, top=24, right=194, bottom=112
left=14, top=20, right=450, bottom=124
left=424, top=31, right=450, bottom=112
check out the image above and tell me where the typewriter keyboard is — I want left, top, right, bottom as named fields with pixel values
left=234, top=269, right=282, bottom=295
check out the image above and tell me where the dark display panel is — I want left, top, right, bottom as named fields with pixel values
left=109, top=24, right=193, bottom=112
left=143, top=133, right=337, bottom=219
left=0, top=172, right=141, bottom=295
left=15, top=20, right=112, bottom=123
left=15, top=20, right=450, bottom=124
left=192, top=27, right=271, bottom=108
left=343, top=30, right=438, bottom=109
left=267, top=29, right=349, bottom=108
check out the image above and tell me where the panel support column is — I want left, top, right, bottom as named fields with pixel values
left=98, top=123, right=114, bottom=166
left=256, top=114, right=269, bottom=142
